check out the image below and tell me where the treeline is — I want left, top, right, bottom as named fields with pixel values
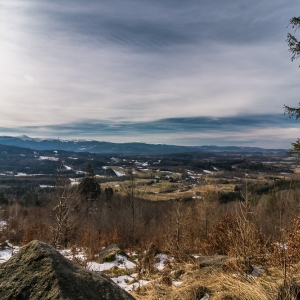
left=1, top=180, right=300, bottom=268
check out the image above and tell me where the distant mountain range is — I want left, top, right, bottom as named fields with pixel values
left=0, top=135, right=287, bottom=155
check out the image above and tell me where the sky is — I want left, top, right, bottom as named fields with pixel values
left=1, top=0, right=300, bottom=148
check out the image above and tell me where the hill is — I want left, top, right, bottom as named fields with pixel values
left=0, top=135, right=287, bottom=155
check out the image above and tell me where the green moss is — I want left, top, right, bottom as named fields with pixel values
left=105, top=268, right=130, bottom=277
left=103, top=250, right=130, bottom=263
left=104, top=253, right=116, bottom=262
left=117, top=250, right=128, bottom=257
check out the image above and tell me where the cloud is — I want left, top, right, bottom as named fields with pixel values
left=1, top=0, right=300, bottom=148
left=0, top=114, right=298, bottom=148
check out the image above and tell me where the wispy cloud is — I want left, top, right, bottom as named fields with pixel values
left=1, top=114, right=299, bottom=148
left=1, top=0, right=299, bottom=147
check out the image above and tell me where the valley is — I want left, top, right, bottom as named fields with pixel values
left=1, top=138, right=300, bottom=299
left=0, top=142, right=295, bottom=205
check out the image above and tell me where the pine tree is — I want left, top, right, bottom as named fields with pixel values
left=285, top=16, right=300, bottom=152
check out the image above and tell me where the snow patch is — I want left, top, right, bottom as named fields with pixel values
left=154, top=254, right=174, bottom=270
left=87, top=254, right=136, bottom=272
left=203, top=170, right=212, bottom=174
left=0, top=243, right=20, bottom=263
left=111, top=275, right=149, bottom=292
left=39, top=156, right=59, bottom=162
left=39, top=185, right=55, bottom=188
left=113, top=170, right=126, bottom=177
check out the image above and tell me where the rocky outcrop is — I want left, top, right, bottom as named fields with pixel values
left=0, top=240, right=135, bottom=300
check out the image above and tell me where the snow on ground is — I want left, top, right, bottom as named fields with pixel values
left=154, top=254, right=174, bottom=270
left=172, top=280, right=183, bottom=286
left=113, top=170, right=126, bottom=177
left=111, top=275, right=150, bottom=293
left=39, top=156, right=59, bottom=161
left=15, top=173, right=28, bottom=176
left=39, top=185, right=55, bottom=188
left=69, top=178, right=79, bottom=186
left=0, top=248, right=15, bottom=263
left=14, top=173, right=49, bottom=177
left=0, top=222, right=7, bottom=235
left=0, top=221, right=7, bottom=230
left=88, top=261, right=118, bottom=272
left=88, top=254, right=136, bottom=272
left=76, top=171, right=87, bottom=175
left=0, top=243, right=20, bottom=263
left=203, top=170, right=212, bottom=174
left=59, top=249, right=87, bottom=261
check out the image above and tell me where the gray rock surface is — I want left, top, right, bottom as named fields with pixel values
left=0, top=240, right=135, bottom=300
left=196, top=255, right=231, bottom=268
left=98, top=244, right=129, bottom=263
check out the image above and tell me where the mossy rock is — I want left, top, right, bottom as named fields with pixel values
left=104, top=253, right=117, bottom=262
left=0, top=240, right=135, bottom=300
left=98, top=244, right=129, bottom=263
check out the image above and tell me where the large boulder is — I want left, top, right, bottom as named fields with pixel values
left=0, top=240, right=135, bottom=300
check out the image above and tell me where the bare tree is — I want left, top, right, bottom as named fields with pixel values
left=164, top=200, right=192, bottom=260
left=52, top=179, right=81, bottom=248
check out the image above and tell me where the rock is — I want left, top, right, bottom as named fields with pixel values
left=251, top=266, right=265, bottom=277
left=196, top=255, right=231, bottom=268
left=0, top=240, right=135, bottom=300
left=98, top=244, right=129, bottom=263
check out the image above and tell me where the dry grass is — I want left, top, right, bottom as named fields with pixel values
left=102, top=178, right=238, bottom=201
left=130, top=261, right=300, bottom=300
